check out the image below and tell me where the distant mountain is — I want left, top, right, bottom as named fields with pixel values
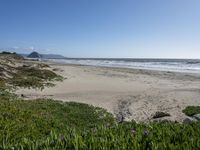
left=26, top=51, right=66, bottom=59
left=41, top=54, right=66, bottom=59
left=0, top=48, right=67, bottom=59
left=27, top=51, right=41, bottom=58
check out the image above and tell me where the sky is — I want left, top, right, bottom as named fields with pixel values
left=0, top=0, right=200, bottom=58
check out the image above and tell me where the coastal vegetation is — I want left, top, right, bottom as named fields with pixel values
left=0, top=95, right=200, bottom=149
left=0, top=52, right=63, bottom=90
left=183, top=106, right=200, bottom=116
left=0, top=53, right=200, bottom=149
left=10, top=67, right=63, bottom=90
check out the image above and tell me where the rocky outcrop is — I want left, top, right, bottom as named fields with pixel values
left=183, top=114, right=200, bottom=123
left=193, top=114, right=200, bottom=121
left=27, top=51, right=41, bottom=58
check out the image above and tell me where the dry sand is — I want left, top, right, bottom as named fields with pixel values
left=16, top=62, right=200, bottom=122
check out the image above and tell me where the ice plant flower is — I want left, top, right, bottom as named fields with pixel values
left=144, top=130, right=149, bottom=137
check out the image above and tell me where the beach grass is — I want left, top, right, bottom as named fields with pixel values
left=0, top=52, right=63, bottom=90
left=9, top=67, right=63, bottom=90
left=0, top=52, right=24, bottom=60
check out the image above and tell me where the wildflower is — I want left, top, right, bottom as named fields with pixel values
left=144, top=130, right=149, bottom=137
left=131, top=128, right=136, bottom=135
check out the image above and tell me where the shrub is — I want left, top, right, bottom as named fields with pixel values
left=183, top=106, right=200, bottom=116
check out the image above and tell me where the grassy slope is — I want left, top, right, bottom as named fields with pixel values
left=0, top=98, right=114, bottom=142
left=0, top=90, right=199, bottom=149
left=10, top=67, right=63, bottom=90
left=0, top=53, right=200, bottom=149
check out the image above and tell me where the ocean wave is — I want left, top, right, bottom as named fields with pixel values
left=49, top=58, right=200, bottom=74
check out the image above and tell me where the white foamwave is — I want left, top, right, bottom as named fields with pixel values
left=49, top=59, right=200, bottom=74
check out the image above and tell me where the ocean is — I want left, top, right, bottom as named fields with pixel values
left=49, top=58, right=200, bottom=74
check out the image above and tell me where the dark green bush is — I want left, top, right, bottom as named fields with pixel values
left=183, top=106, right=200, bottom=116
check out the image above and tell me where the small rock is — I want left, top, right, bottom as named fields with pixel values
left=116, top=113, right=125, bottom=123
left=152, top=111, right=170, bottom=119
left=183, top=117, right=197, bottom=124
left=20, top=94, right=27, bottom=98
left=193, top=114, right=200, bottom=121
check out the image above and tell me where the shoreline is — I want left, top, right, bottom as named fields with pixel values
left=45, top=58, right=200, bottom=75
left=17, top=60, right=200, bottom=122
left=43, top=59, right=200, bottom=76
left=43, top=60, right=200, bottom=82
left=45, top=60, right=200, bottom=74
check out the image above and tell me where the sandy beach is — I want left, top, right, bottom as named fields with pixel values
left=16, top=62, right=200, bottom=122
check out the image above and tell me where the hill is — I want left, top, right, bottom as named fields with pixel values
left=27, top=51, right=41, bottom=58
left=27, top=51, right=66, bottom=59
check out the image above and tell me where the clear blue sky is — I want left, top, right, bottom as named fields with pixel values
left=0, top=0, right=200, bottom=58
